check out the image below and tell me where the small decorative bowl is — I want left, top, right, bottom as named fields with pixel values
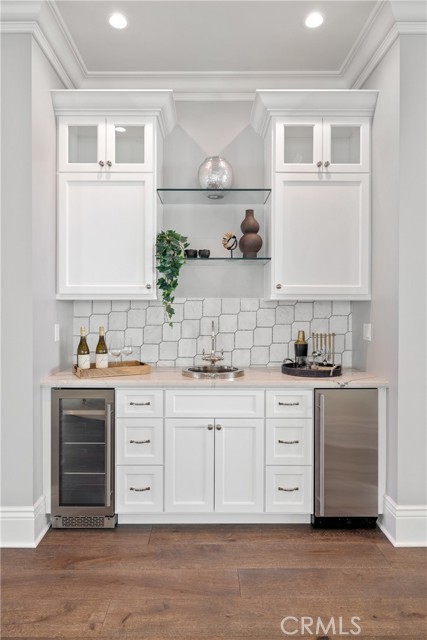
left=198, top=249, right=210, bottom=259
left=185, top=249, right=198, bottom=258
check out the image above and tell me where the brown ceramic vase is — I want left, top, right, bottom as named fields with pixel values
left=239, top=209, right=263, bottom=258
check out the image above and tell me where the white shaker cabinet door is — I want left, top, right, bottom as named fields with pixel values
left=272, top=172, right=370, bottom=300
left=165, top=419, right=214, bottom=513
left=214, top=419, right=264, bottom=513
left=57, top=172, right=155, bottom=299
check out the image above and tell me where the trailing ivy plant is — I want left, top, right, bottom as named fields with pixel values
left=156, top=230, right=189, bottom=326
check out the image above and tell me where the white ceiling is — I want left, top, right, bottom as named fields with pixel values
left=54, top=1, right=378, bottom=74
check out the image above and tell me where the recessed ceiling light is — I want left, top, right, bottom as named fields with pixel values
left=115, top=126, right=126, bottom=133
left=305, top=12, right=324, bottom=28
left=108, top=13, right=127, bottom=29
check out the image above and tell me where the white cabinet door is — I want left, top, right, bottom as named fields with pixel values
left=274, top=117, right=369, bottom=174
left=322, top=117, right=370, bottom=173
left=266, top=419, right=312, bottom=466
left=272, top=172, right=370, bottom=300
left=214, top=419, right=264, bottom=513
left=116, top=418, right=163, bottom=466
left=165, top=419, right=214, bottom=513
left=57, top=173, right=155, bottom=299
left=58, top=116, right=153, bottom=173
left=275, top=117, right=323, bottom=172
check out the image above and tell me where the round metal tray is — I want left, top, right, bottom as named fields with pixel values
left=281, top=362, right=342, bottom=378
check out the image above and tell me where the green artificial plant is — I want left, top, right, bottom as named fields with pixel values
left=156, top=230, right=189, bottom=325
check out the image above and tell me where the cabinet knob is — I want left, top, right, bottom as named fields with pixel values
left=106, top=160, right=112, bottom=167
left=324, top=161, right=330, bottom=167
left=316, top=161, right=323, bottom=168
left=216, top=424, right=222, bottom=430
left=98, top=160, right=105, bottom=167
left=276, top=284, right=282, bottom=289
left=146, top=284, right=152, bottom=289
left=207, top=424, right=214, bottom=430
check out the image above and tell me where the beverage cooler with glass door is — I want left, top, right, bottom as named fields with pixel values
left=51, top=389, right=117, bottom=528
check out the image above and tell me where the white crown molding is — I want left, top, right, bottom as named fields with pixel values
left=51, top=89, right=177, bottom=137
left=0, top=495, right=50, bottom=548
left=0, top=20, right=75, bottom=88
left=379, top=494, right=427, bottom=547
left=250, top=90, right=379, bottom=138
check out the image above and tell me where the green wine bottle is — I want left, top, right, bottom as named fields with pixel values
left=95, top=326, right=108, bottom=369
left=77, top=327, right=90, bottom=369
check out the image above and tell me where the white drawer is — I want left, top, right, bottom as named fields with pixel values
left=116, top=465, right=163, bottom=513
left=266, top=419, right=313, bottom=466
left=165, top=389, right=264, bottom=418
left=116, top=418, right=163, bottom=465
left=265, top=466, right=313, bottom=514
left=266, top=390, right=313, bottom=418
left=116, top=389, right=163, bottom=418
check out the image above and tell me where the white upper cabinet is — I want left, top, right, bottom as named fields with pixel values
left=58, top=116, right=154, bottom=173
left=52, top=90, right=176, bottom=300
left=251, top=90, right=378, bottom=301
left=275, top=116, right=370, bottom=173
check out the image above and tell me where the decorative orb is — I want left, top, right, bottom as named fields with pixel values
left=198, top=156, right=233, bottom=190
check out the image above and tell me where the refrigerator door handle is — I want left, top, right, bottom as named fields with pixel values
left=319, top=393, right=325, bottom=517
left=106, top=403, right=113, bottom=508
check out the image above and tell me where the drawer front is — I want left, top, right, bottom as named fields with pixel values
left=116, top=418, right=163, bottom=465
left=116, top=389, right=163, bottom=418
left=265, top=466, right=313, bottom=514
left=165, top=390, right=264, bottom=418
left=266, top=390, right=313, bottom=418
left=266, top=419, right=312, bottom=466
left=116, top=465, right=163, bottom=513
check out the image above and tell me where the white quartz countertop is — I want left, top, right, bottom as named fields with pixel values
left=42, top=366, right=388, bottom=389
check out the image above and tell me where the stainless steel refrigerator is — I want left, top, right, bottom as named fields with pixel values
left=313, top=389, right=378, bottom=527
left=51, top=388, right=117, bottom=528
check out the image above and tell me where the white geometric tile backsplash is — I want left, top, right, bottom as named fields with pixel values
left=73, top=299, right=352, bottom=368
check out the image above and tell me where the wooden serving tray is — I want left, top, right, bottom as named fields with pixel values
left=73, top=361, right=151, bottom=378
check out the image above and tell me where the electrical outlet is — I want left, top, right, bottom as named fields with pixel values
left=54, top=324, right=60, bottom=342
left=363, top=323, right=372, bottom=341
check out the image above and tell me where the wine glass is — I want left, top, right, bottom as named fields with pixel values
left=122, top=344, right=133, bottom=361
left=108, top=334, right=123, bottom=366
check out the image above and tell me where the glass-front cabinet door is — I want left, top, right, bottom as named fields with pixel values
left=322, top=117, right=370, bottom=172
left=275, top=117, right=370, bottom=173
left=58, top=116, right=153, bottom=172
left=275, top=118, right=323, bottom=172
left=51, top=389, right=115, bottom=516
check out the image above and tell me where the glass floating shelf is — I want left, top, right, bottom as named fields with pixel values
left=183, top=257, right=271, bottom=265
left=157, top=188, right=271, bottom=205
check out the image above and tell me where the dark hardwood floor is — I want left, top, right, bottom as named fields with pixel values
left=1, top=524, right=426, bottom=639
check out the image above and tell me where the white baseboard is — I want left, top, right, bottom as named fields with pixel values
left=0, top=495, right=50, bottom=548
left=378, top=494, right=427, bottom=547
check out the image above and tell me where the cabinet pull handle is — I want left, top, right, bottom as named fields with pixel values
left=130, top=439, right=151, bottom=444
left=207, top=424, right=214, bottom=430
left=278, top=440, right=299, bottom=445
left=278, top=486, right=299, bottom=492
left=216, top=424, right=222, bottom=430
left=324, top=161, right=330, bottom=167
left=276, top=284, right=282, bottom=289
left=130, top=401, right=150, bottom=406
left=106, top=160, right=112, bottom=167
left=98, top=160, right=105, bottom=167
left=130, top=486, right=150, bottom=492
left=316, top=161, right=323, bottom=167
left=278, top=401, right=300, bottom=406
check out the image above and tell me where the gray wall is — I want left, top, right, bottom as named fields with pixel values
left=1, top=36, right=73, bottom=508
left=353, top=34, right=427, bottom=506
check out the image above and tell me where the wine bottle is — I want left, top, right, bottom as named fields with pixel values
left=95, top=326, right=108, bottom=369
left=77, top=327, right=90, bottom=369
